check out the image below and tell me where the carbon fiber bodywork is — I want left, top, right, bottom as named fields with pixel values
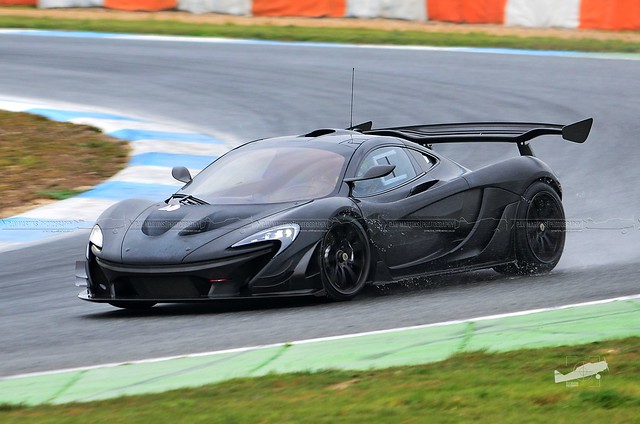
left=77, top=121, right=589, bottom=305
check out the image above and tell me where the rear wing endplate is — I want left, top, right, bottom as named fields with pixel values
left=359, top=118, right=593, bottom=156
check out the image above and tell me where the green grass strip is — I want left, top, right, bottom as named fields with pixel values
left=2, top=14, right=640, bottom=53
left=1, top=336, right=640, bottom=423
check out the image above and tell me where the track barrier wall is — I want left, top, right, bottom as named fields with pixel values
left=580, top=0, right=640, bottom=31
left=506, top=0, right=581, bottom=29
left=15, top=0, right=639, bottom=30
left=346, top=0, right=426, bottom=21
left=428, top=0, right=508, bottom=25
left=38, top=0, right=101, bottom=7
left=103, top=0, right=175, bottom=12
left=0, top=0, right=36, bottom=5
left=177, top=0, right=250, bottom=15
left=252, top=0, right=345, bottom=18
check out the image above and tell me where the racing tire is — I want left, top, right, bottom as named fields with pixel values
left=108, top=301, right=157, bottom=309
left=494, top=181, right=566, bottom=275
left=320, top=215, right=371, bottom=301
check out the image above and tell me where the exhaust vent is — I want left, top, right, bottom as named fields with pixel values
left=303, top=129, right=336, bottom=138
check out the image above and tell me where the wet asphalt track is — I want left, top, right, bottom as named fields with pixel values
left=0, top=35, right=639, bottom=376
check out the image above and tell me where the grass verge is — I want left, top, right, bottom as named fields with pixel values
left=2, top=336, right=639, bottom=423
left=2, top=14, right=640, bottom=53
left=0, top=110, right=129, bottom=218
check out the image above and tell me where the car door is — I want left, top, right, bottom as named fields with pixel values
left=355, top=146, right=481, bottom=275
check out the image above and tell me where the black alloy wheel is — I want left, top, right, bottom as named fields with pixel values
left=320, top=215, right=371, bottom=300
left=495, top=181, right=566, bottom=275
left=525, top=191, right=565, bottom=264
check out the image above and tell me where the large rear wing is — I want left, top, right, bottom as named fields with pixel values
left=355, top=118, right=593, bottom=156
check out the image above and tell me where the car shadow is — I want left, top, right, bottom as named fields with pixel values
left=82, top=268, right=547, bottom=319
left=82, top=295, right=322, bottom=318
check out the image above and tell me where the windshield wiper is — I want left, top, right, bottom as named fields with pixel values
left=170, top=193, right=209, bottom=205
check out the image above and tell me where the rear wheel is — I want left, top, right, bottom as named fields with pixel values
left=108, top=301, right=156, bottom=309
left=320, top=215, right=371, bottom=301
left=495, top=181, right=566, bottom=275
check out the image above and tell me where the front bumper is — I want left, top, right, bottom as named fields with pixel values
left=76, top=244, right=322, bottom=303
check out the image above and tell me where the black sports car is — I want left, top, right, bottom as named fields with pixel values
left=76, top=118, right=592, bottom=308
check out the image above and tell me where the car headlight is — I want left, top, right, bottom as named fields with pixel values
left=89, top=224, right=103, bottom=250
left=232, top=224, right=300, bottom=255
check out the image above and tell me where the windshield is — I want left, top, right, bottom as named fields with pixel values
left=179, top=145, right=347, bottom=204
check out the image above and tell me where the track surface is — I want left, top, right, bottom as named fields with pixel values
left=1, top=35, right=639, bottom=376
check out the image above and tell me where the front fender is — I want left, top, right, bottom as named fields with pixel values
left=94, top=199, right=158, bottom=263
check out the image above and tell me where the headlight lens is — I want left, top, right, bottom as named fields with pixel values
left=89, top=224, right=103, bottom=250
left=232, top=224, right=300, bottom=255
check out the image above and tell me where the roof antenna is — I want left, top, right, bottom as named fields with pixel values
left=345, top=69, right=371, bottom=132
left=350, top=67, right=355, bottom=129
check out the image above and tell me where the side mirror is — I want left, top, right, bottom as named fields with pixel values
left=344, top=164, right=396, bottom=183
left=343, top=164, right=396, bottom=197
left=171, top=166, right=192, bottom=183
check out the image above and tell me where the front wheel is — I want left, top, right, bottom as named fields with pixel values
left=320, top=215, right=371, bottom=301
left=495, top=181, right=566, bottom=275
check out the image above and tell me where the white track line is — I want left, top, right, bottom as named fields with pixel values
left=4, top=293, right=639, bottom=381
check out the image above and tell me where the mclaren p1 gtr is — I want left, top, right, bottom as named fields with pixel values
left=76, top=118, right=592, bottom=308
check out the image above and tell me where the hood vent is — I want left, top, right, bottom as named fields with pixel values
left=141, top=208, right=189, bottom=236
left=178, top=215, right=241, bottom=236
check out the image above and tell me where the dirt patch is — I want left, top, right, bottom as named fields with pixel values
left=0, top=110, right=129, bottom=218
left=326, top=378, right=359, bottom=390
left=1, top=7, right=640, bottom=43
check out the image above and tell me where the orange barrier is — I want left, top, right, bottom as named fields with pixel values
left=103, top=0, right=176, bottom=11
left=0, top=0, right=36, bottom=4
left=2, top=0, right=639, bottom=32
left=428, top=0, right=508, bottom=24
left=580, top=0, right=640, bottom=30
left=252, top=0, right=346, bottom=18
